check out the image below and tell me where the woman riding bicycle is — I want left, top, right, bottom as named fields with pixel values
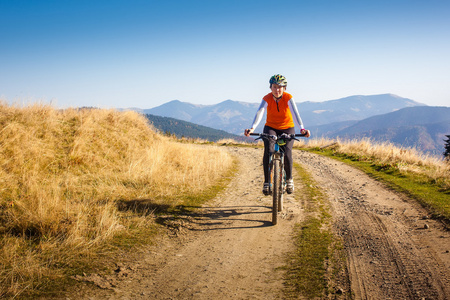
left=244, top=74, right=310, bottom=195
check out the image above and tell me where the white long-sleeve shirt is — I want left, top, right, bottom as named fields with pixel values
left=250, top=95, right=304, bottom=131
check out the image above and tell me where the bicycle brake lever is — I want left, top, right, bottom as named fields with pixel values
left=286, top=134, right=300, bottom=141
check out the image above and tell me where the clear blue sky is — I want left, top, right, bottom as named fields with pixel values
left=1, top=0, right=449, bottom=108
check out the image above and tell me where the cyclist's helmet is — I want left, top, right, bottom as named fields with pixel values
left=269, top=74, right=287, bottom=88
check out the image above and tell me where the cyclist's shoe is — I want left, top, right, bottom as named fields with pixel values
left=263, top=183, right=270, bottom=196
left=286, top=179, right=294, bottom=194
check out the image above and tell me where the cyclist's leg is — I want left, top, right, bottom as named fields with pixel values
left=263, top=126, right=276, bottom=183
left=282, top=127, right=296, bottom=180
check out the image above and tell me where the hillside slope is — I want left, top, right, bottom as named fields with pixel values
left=145, top=113, right=246, bottom=142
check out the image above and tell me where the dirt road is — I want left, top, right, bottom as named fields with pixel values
left=69, top=147, right=449, bottom=299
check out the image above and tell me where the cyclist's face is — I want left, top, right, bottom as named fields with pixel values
left=271, top=84, right=285, bottom=98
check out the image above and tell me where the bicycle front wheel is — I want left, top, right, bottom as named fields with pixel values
left=272, top=158, right=282, bottom=225
left=278, top=168, right=285, bottom=212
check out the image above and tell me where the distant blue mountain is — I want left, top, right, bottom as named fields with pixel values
left=299, top=94, right=423, bottom=126
left=330, top=106, right=450, bottom=157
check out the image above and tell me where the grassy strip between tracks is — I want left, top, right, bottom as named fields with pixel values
left=283, top=162, right=348, bottom=299
left=307, top=148, right=450, bottom=226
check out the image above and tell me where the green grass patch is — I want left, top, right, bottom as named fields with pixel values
left=285, top=218, right=333, bottom=298
left=284, top=162, right=347, bottom=299
left=308, top=148, right=450, bottom=224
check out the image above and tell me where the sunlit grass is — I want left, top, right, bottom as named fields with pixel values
left=0, top=102, right=233, bottom=298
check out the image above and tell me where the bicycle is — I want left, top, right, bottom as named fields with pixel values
left=250, top=132, right=307, bottom=225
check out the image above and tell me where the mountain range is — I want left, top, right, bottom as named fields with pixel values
left=127, top=94, right=449, bottom=157
left=143, top=94, right=423, bottom=135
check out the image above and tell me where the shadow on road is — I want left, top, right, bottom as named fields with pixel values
left=117, top=199, right=273, bottom=230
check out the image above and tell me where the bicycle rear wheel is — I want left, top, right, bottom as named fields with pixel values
left=272, top=158, right=282, bottom=225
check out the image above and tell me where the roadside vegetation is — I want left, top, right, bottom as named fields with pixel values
left=0, top=102, right=233, bottom=298
left=298, top=138, right=450, bottom=223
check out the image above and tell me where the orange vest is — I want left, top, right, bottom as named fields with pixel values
left=263, top=92, right=295, bottom=130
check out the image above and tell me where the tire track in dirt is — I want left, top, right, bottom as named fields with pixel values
left=295, top=150, right=450, bottom=300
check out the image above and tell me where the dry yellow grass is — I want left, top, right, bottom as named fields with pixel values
left=0, top=102, right=232, bottom=297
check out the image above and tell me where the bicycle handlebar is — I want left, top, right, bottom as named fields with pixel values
left=249, top=132, right=308, bottom=141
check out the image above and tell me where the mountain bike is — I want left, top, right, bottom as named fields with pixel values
left=250, top=132, right=307, bottom=225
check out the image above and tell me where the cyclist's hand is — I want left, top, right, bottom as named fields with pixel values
left=244, top=128, right=254, bottom=137
left=301, top=129, right=311, bottom=138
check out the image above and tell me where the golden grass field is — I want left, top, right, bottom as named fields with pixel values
left=0, top=102, right=233, bottom=297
